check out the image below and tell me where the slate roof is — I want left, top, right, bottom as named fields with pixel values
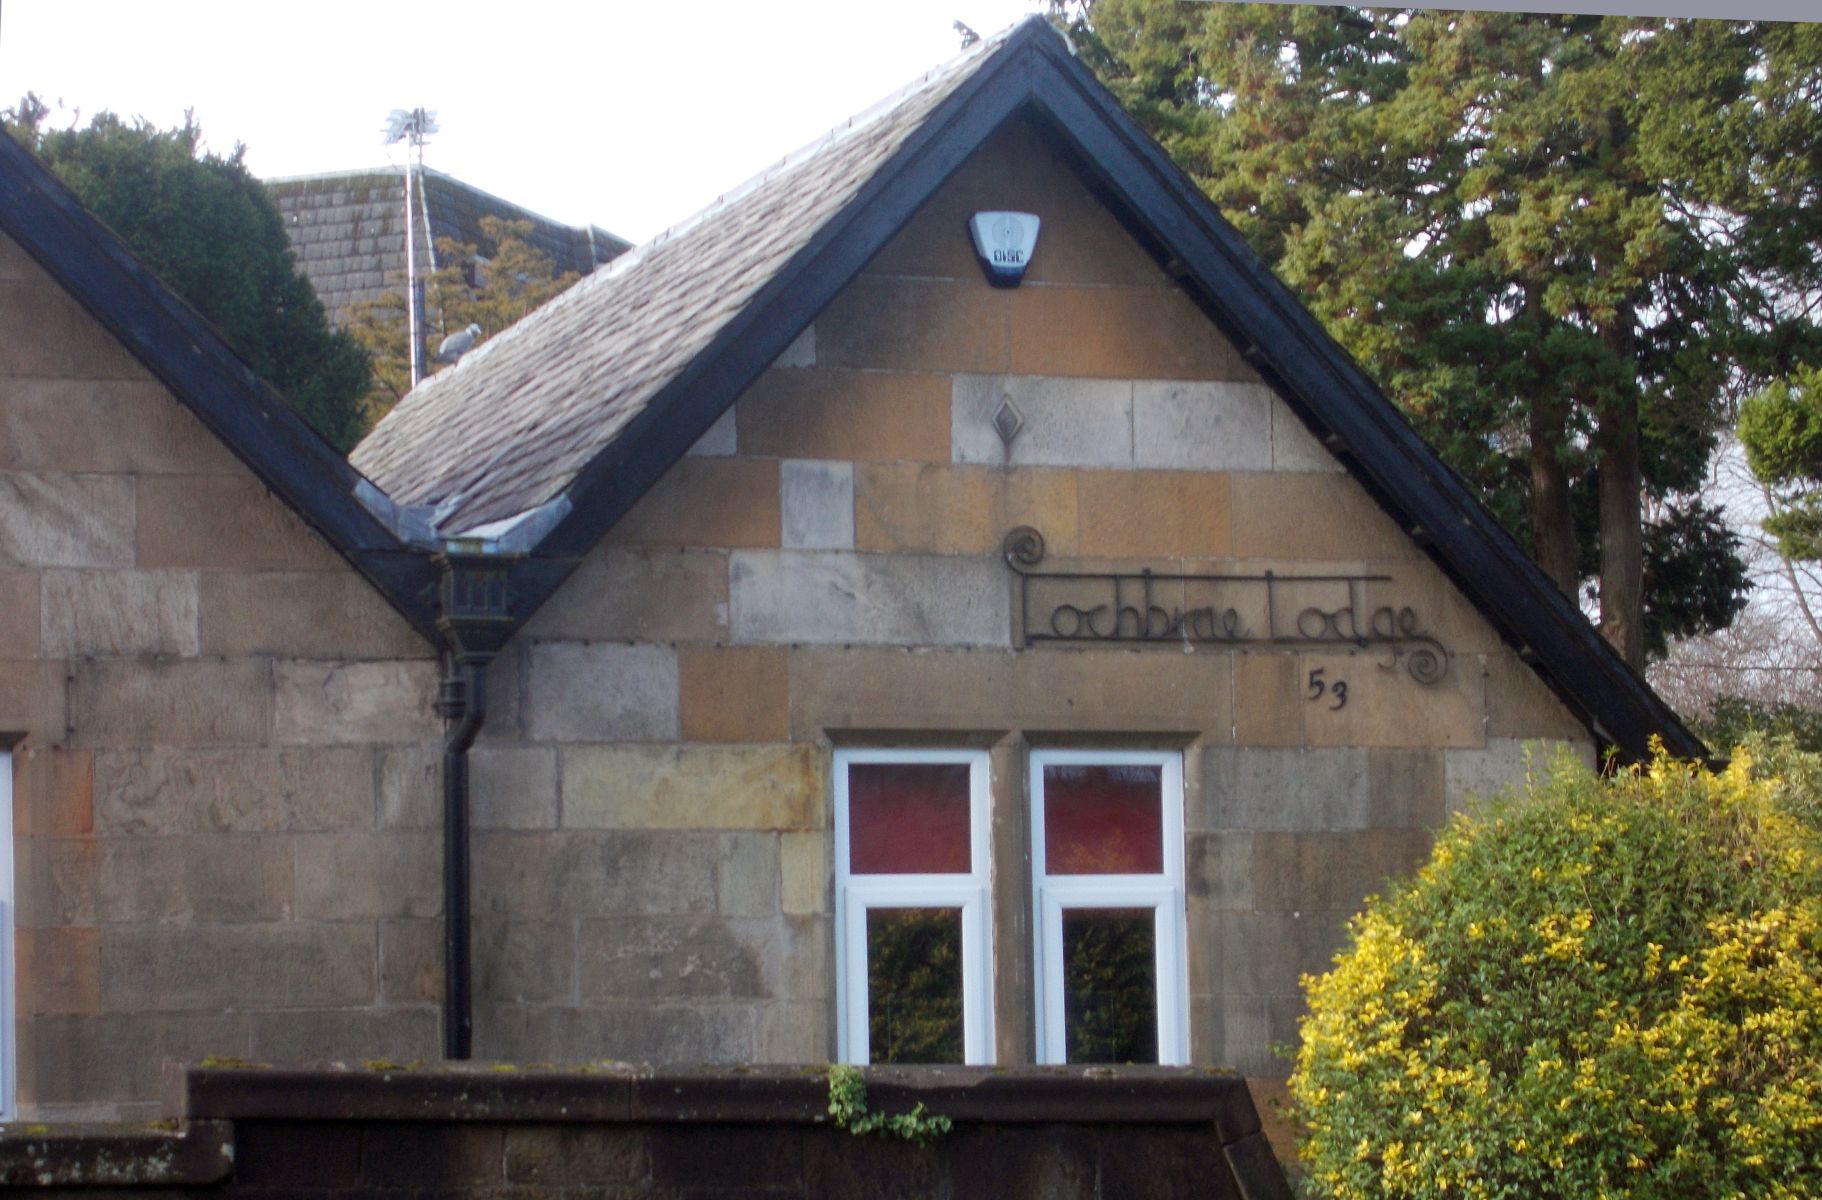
left=351, top=28, right=1007, bottom=531
left=345, top=17, right=1695, bottom=762
left=267, top=167, right=631, bottom=322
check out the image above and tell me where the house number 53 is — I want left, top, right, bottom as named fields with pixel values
left=1307, top=668, right=1348, bottom=710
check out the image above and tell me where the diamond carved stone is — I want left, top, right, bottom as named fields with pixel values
left=991, top=393, right=1025, bottom=451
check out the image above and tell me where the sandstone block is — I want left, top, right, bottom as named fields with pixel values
left=470, top=744, right=557, bottom=829
left=1250, top=829, right=1432, bottom=912
left=1367, top=747, right=1447, bottom=828
left=17, top=926, right=99, bottom=1015
left=100, top=923, right=374, bottom=1011
left=273, top=659, right=439, bottom=745
left=1186, top=832, right=1255, bottom=913
left=1198, top=746, right=1369, bottom=831
left=136, top=475, right=344, bottom=570
left=685, top=406, right=738, bottom=456
left=524, top=546, right=729, bottom=644
left=719, top=832, right=779, bottom=917
left=816, top=275, right=1010, bottom=374
left=0, top=379, right=241, bottom=475
left=0, top=232, right=37, bottom=279
left=475, top=919, right=573, bottom=1005
left=31, top=839, right=98, bottom=926
left=480, top=640, right=524, bottom=740
left=91, top=836, right=294, bottom=923
left=0, top=568, right=39, bottom=656
left=1484, top=649, right=1593, bottom=742
left=759, top=999, right=832, bottom=1062
left=1270, top=396, right=1343, bottom=473
left=1444, top=737, right=1593, bottom=816
left=1233, top=653, right=1304, bottom=747
left=379, top=918, right=442, bottom=1005
left=1230, top=472, right=1418, bottom=562
left=0, top=472, right=134, bottom=568
left=71, top=657, right=271, bottom=747
left=0, top=657, right=67, bottom=744
left=1009, top=284, right=1249, bottom=380
left=41, top=568, right=200, bottom=656
left=250, top=1007, right=438, bottom=1064
left=578, top=915, right=766, bottom=1001
left=562, top=743, right=825, bottom=831
left=472, top=830, right=719, bottom=917
left=197, top=571, right=427, bottom=658
left=27, top=1012, right=249, bottom=1105
left=379, top=746, right=440, bottom=830
left=94, top=746, right=373, bottom=835
left=729, top=550, right=1011, bottom=647
left=604, top=457, right=779, bottom=548
left=362, top=1125, right=504, bottom=1189
left=525, top=641, right=679, bottom=742
left=854, top=462, right=1079, bottom=558
left=475, top=1001, right=756, bottom=1065
left=1298, top=649, right=1485, bottom=749
left=0, top=277, right=147, bottom=380
left=1132, top=381, right=1274, bottom=472
left=1208, top=992, right=1305, bottom=1079
left=736, top=368, right=950, bottom=462
left=780, top=831, right=830, bottom=915
left=780, top=459, right=855, bottom=550
left=1078, top=470, right=1231, bottom=558
left=296, top=831, right=440, bottom=920
left=13, top=746, right=93, bottom=837
left=1208, top=910, right=1352, bottom=997
left=952, top=375, right=1133, bottom=468
left=678, top=644, right=788, bottom=743
left=786, top=645, right=1235, bottom=739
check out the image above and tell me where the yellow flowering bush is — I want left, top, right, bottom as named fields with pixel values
left=1290, top=742, right=1822, bottom=1199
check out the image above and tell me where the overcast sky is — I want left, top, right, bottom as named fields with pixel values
left=0, top=0, right=1045, bottom=242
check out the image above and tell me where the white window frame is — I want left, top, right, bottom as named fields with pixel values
left=0, top=750, right=14, bottom=1118
left=1030, top=748, right=1189, bottom=1066
left=834, top=748, right=994, bottom=1065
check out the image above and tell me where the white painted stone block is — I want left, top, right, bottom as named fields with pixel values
left=1443, top=737, right=1593, bottom=816
left=684, top=407, right=737, bottom=457
left=729, top=550, right=1011, bottom=647
left=780, top=460, right=854, bottom=550
left=1133, top=381, right=1273, bottom=471
left=774, top=325, right=816, bottom=369
left=1271, top=396, right=1344, bottom=473
left=952, top=375, right=1133, bottom=468
left=0, top=471, right=134, bottom=567
left=525, top=641, right=679, bottom=742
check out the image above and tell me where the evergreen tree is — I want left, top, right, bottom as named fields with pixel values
left=1058, top=5, right=1822, bottom=664
left=4, top=97, right=372, bottom=451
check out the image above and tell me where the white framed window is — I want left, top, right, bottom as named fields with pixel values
left=1031, top=749, right=1188, bottom=1065
left=834, top=748, right=994, bottom=1065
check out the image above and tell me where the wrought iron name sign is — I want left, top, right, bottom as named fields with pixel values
left=1002, top=527, right=1450, bottom=684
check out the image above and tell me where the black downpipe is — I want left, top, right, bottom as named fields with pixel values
left=439, top=650, right=487, bottom=1060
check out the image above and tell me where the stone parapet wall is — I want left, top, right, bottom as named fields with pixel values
left=0, top=1063, right=1291, bottom=1199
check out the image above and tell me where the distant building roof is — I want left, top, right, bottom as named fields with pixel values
left=265, top=166, right=632, bottom=322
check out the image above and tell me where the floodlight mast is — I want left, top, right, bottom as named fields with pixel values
left=381, top=107, right=439, bottom=387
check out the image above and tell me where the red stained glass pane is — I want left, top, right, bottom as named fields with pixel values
left=1043, top=763, right=1163, bottom=875
left=848, top=762, right=972, bottom=874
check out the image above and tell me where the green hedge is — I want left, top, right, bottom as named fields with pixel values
left=1290, top=742, right=1822, bottom=1199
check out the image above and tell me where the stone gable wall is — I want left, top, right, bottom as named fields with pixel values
left=0, top=231, right=443, bottom=1119
left=476, top=119, right=1595, bottom=1077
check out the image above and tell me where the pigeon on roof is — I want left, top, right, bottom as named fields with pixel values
left=437, top=323, right=483, bottom=364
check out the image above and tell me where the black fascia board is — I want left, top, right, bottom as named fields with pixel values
left=498, top=19, right=1693, bottom=763
left=1014, top=32, right=1702, bottom=763
left=0, top=133, right=442, bottom=642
